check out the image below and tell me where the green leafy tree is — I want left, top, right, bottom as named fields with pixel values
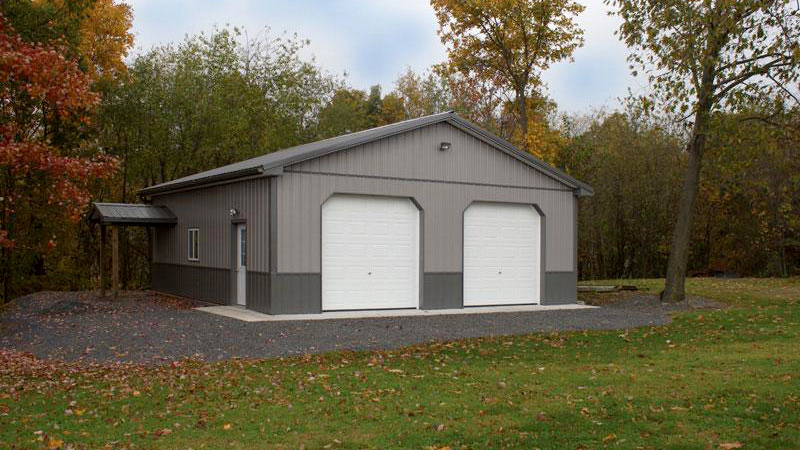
left=101, top=27, right=338, bottom=191
left=608, top=0, right=800, bottom=302
left=100, top=27, right=339, bottom=288
left=316, top=88, right=372, bottom=138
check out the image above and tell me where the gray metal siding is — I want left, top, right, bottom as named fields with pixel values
left=543, top=272, right=578, bottom=304
left=276, top=171, right=576, bottom=273
left=152, top=178, right=269, bottom=272
left=290, top=122, right=568, bottom=191
left=246, top=271, right=270, bottom=312
left=422, top=273, right=463, bottom=309
left=151, top=263, right=230, bottom=304
left=271, top=274, right=322, bottom=314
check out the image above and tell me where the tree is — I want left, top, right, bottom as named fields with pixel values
left=698, top=98, right=800, bottom=277
left=609, top=0, right=800, bottom=302
left=99, top=27, right=339, bottom=288
left=393, top=68, right=453, bottom=118
left=3, top=0, right=134, bottom=83
left=377, top=92, right=407, bottom=125
left=561, top=108, right=685, bottom=280
left=391, top=67, right=504, bottom=133
left=511, top=93, right=565, bottom=164
left=0, top=18, right=117, bottom=301
left=431, top=0, right=584, bottom=145
left=316, top=88, right=371, bottom=138
left=101, top=27, right=338, bottom=191
left=70, top=0, right=134, bottom=82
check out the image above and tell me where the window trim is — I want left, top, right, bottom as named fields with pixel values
left=239, top=226, right=247, bottom=267
left=187, top=228, right=199, bottom=261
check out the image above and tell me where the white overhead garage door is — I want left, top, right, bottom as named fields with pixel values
left=322, top=194, right=420, bottom=311
left=463, top=202, right=541, bottom=306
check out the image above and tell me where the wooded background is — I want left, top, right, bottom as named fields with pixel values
left=1, top=0, right=798, bottom=302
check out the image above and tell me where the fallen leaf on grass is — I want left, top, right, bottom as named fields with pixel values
left=602, top=434, right=617, bottom=444
left=223, top=423, right=232, bottom=430
left=154, top=429, right=172, bottom=437
left=718, top=444, right=742, bottom=450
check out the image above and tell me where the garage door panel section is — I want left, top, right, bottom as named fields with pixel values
left=463, top=203, right=541, bottom=306
left=322, top=195, right=420, bottom=310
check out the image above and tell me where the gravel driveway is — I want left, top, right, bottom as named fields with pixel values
left=0, top=291, right=723, bottom=364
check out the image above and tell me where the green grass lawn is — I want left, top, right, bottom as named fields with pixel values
left=2, top=278, right=799, bottom=449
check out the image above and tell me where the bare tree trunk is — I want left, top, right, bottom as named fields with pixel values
left=778, top=232, right=788, bottom=278
left=661, top=119, right=708, bottom=303
left=516, top=89, right=528, bottom=145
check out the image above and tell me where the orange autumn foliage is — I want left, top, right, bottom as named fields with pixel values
left=0, top=17, right=117, bottom=249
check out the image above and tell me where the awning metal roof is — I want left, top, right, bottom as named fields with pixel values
left=89, top=203, right=177, bottom=226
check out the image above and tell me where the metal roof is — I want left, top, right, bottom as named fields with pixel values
left=139, top=111, right=594, bottom=197
left=89, top=203, right=177, bottom=226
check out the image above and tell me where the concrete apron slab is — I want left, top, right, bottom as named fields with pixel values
left=196, top=303, right=597, bottom=322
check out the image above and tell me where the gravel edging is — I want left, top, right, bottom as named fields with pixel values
left=0, top=290, right=725, bottom=364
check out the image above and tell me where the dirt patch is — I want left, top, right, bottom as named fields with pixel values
left=9, top=290, right=200, bottom=316
left=581, top=290, right=728, bottom=312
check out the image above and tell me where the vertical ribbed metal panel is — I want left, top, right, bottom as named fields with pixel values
left=277, top=121, right=577, bottom=274
left=291, top=122, right=565, bottom=190
left=151, top=177, right=269, bottom=272
left=276, top=171, right=576, bottom=273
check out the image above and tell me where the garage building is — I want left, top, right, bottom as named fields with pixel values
left=138, top=111, right=593, bottom=314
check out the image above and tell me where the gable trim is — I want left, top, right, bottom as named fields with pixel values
left=444, top=116, right=592, bottom=196
left=283, top=168, right=576, bottom=193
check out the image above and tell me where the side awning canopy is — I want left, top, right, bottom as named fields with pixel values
left=89, top=202, right=177, bottom=226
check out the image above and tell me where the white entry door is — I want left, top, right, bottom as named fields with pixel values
left=322, top=194, right=419, bottom=311
left=235, top=224, right=247, bottom=306
left=463, top=202, right=541, bottom=306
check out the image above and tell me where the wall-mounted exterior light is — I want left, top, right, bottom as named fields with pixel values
left=439, top=141, right=452, bottom=151
left=229, top=208, right=239, bottom=217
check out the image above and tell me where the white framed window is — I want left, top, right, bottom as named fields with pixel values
left=187, top=228, right=199, bottom=261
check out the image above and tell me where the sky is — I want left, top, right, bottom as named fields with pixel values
left=125, top=0, right=644, bottom=114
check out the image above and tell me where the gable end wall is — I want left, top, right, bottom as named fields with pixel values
left=288, top=122, right=570, bottom=191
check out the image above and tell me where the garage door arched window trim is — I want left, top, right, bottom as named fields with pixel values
left=320, top=193, right=424, bottom=311
left=461, top=201, right=545, bottom=307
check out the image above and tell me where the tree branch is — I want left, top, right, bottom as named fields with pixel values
left=713, top=57, right=795, bottom=101
left=718, top=53, right=785, bottom=71
left=767, top=73, right=800, bottom=106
